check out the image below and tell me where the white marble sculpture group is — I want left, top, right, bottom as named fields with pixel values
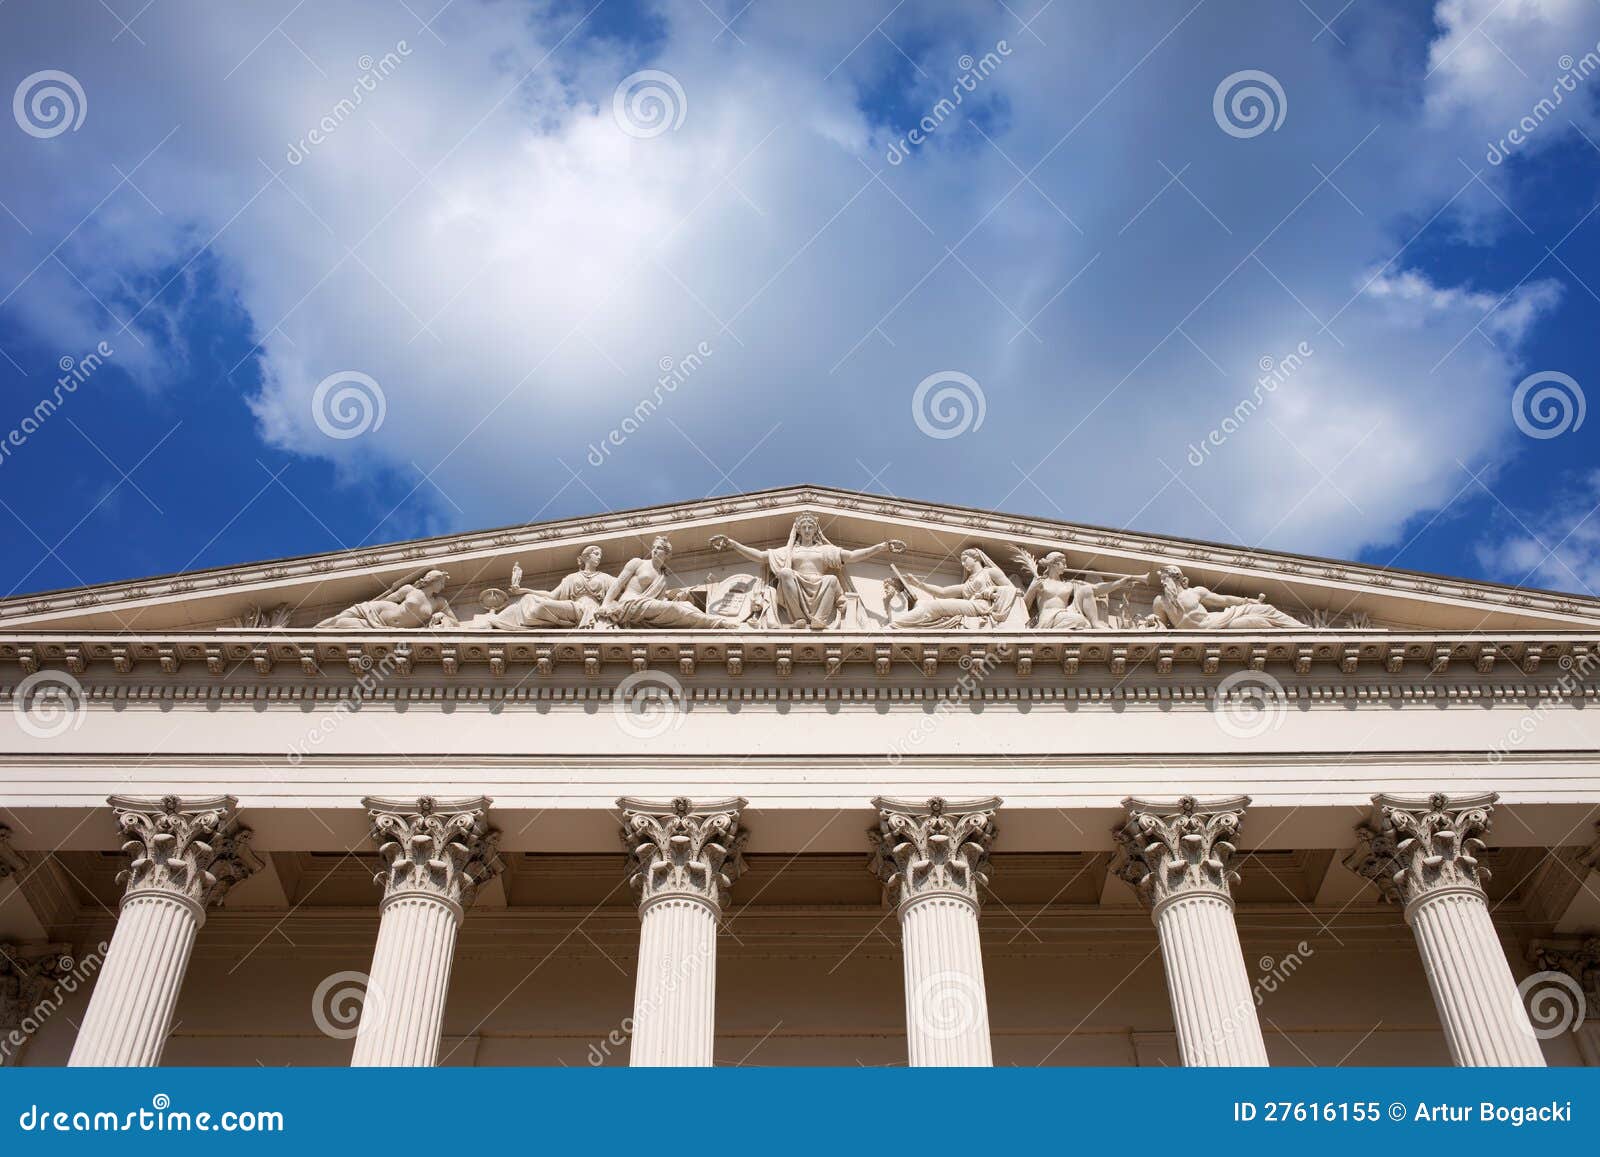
left=312, top=515, right=1309, bottom=632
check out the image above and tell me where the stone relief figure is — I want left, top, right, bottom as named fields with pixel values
left=885, top=549, right=1019, bottom=629
left=1147, top=563, right=1306, bottom=630
left=463, top=546, right=613, bottom=630
left=1011, top=548, right=1137, bottom=630
left=316, top=569, right=460, bottom=629
left=710, top=515, right=906, bottom=629
left=596, top=536, right=745, bottom=630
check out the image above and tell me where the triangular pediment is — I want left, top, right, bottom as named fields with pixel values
left=1, top=484, right=1595, bottom=634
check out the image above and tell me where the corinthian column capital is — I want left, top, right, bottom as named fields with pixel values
left=619, top=796, right=748, bottom=912
left=1114, top=795, right=1248, bottom=910
left=363, top=796, right=503, bottom=920
left=108, top=795, right=260, bottom=913
left=869, top=796, right=999, bottom=910
left=1348, top=792, right=1496, bottom=908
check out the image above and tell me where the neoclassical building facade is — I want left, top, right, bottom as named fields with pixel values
left=0, top=485, right=1596, bottom=1067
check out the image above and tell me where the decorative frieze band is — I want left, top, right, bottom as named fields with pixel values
left=364, top=796, right=503, bottom=919
left=107, top=795, right=260, bottom=913
left=869, top=796, right=1000, bottom=910
left=618, top=797, right=748, bottom=912
left=1347, top=792, right=1496, bottom=908
left=1114, top=795, right=1248, bottom=909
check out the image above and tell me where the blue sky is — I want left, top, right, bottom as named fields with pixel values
left=0, top=0, right=1597, bottom=597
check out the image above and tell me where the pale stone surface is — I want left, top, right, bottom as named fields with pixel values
left=1351, top=793, right=1545, bottom=1067
left=351, top=796, right=501, bottom=1067
left=871, top=796, right=999, bottom=1066
left=619, top=797, right=745, bottom=1066
left=68, top=796, right=257, bottom=1067
left=1115, top=796, right=1269, bottom=1066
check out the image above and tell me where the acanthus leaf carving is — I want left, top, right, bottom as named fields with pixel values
left=868, top=795, right=999, bottom=909
left=1348, top=792, right=1496, bottom=907
left=619, top=796, right=747, bottom=910
left=1114, top=795, right=1248, bottom=908
left=364, top=795, right=502, bottom=915
left=108, top=795, right=260, bottom=909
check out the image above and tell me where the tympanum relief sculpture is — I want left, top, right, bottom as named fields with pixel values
left=296, top=527, right=1323, bottom=632
left=886, top=549, right=1021, bottom=629
left=710, top=514, right=905, bottom=629
left=463, top=546, right=613, bottom=630
left=316, top=569, right=460, bottom=629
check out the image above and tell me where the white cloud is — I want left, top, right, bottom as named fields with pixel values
left=0, top=0, right=1588, bottom=560
left=1476, top=469, right=1600, bottom=594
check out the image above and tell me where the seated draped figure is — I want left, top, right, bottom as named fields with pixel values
left=595, top=536, right=746, bottom=630
left=316, top=569, right=460, bottom=629
left=710, top=514, right=905, bottom=629
left=1013, top=546, right=1136, bottom=629
left=1144, top=563, right=1306, bottom=629
left=886, top=549, right=1019, bottom=629
left=462, top=546, right=613, bottom=630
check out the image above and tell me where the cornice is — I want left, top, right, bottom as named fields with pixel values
left=0, top=629, right=1592, bottom=693
left=1, top=485, right=1596, bottom=623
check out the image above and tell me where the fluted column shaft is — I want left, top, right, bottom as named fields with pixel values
left=1352, top=792, right=1544, bottom=1067
left=1116, top=795, right=1268, bottom=1067
left=620, top=796, right=746, bottom=1067
left=870, top=796, right=999, bottom=1067
left=70, top=893, right=198, bottom=1067
left=351, top=796, right=501, bottom=1068
left=69, top=795, right=257, bottom=1067
left=630, top=895, right=719, bottom=1065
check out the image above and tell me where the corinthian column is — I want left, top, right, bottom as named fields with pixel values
left=351, top=796, right=501, bottom=1067
left=619, top=796, right=747, bottom=1067
left=69, top=796, right=259, bottom=1066
left=1349, top=792, right=1544, bottom=1066
left=1115, top=795, right=1268, bottom=1066
left=869, top=796, right=999, bottom=1067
